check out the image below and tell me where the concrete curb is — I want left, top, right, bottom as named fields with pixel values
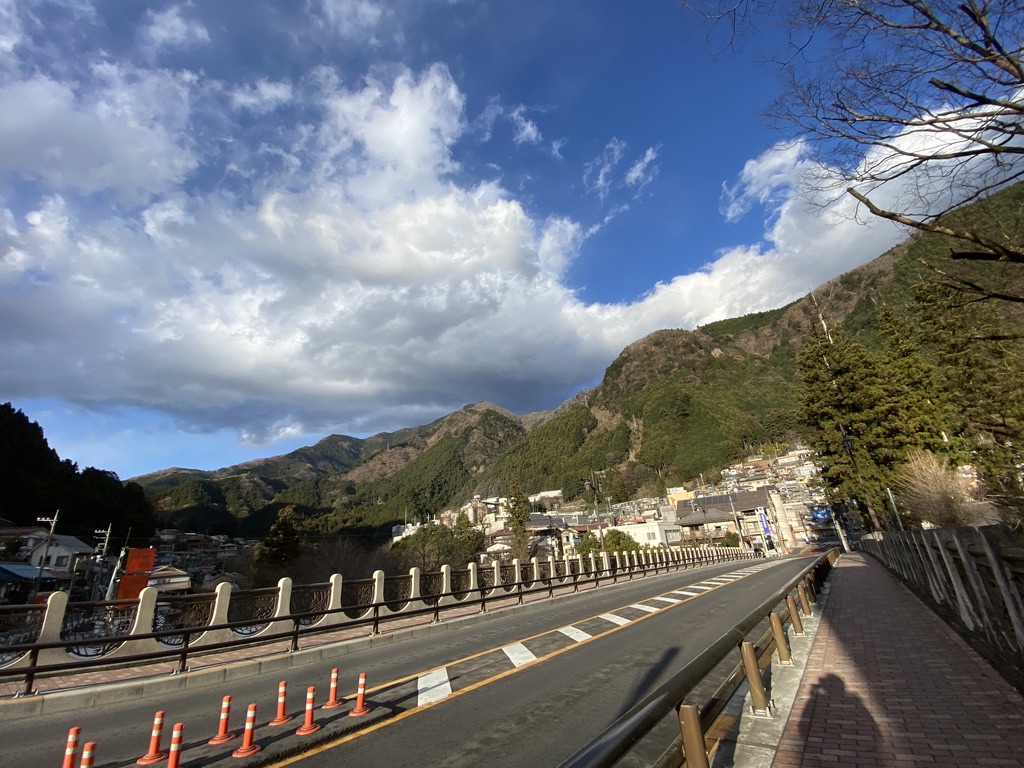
left=709, top=579, right=830, bottom=767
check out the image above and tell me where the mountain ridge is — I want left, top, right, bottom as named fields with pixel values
left=132, top=180, right=1024, bottom=536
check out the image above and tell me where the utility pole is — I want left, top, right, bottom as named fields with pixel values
left=729, top=497, right=747, bottom=551
left=91, top=524, right=113, bottom=601
left=104, top=528, right=132, bottom=602
left=95, top=524, right=112, bottom=558
left=29, top=509, right=59, bottom=602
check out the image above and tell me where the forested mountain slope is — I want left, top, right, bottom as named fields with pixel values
left=118, top=182, right=1024, bottom=536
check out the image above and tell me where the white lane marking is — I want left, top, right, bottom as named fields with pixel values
left=652, top=596, right=681, bottom=604
left=689, top=584, right=714, bottom=591
left=629, top=603, right=660, bottom=613
left=502, top=642, right=538, bottom=667
left=558, top=625, right=592, bottom=643
left=672, top=590, right=701, bottom=597
left=600, top=613, right=631, bottom=626
left=417, top=668, right=453, bottom=707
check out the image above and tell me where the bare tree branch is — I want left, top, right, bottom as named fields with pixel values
left=850, top=186, right=1024, bottom=262
left=684, top=0, right=1024, bottom=279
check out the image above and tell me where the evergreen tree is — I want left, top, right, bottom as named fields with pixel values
left=799, top=322, right=881, bottom=527
left=800, top=307, right=982, bottom=531
left=874, top=307, right=967, bottom=466
left=912, top=282, right=1024, bottom=506
left=576, top=528, right=640, bottom=557
left=253, top=506, right=305, bottom=569
left=0, top=402, right=156, bottom=540
left=394, top=513, right=487, bottom=573
left=505, top=483, right=533, bottom=561
left=450, top=512, right=485, bottom=567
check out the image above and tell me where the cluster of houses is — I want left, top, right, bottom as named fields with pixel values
left=0, top=522, right=97, bottom=603
left=0, top=524, right=253, bottom=604
left=2, top=446, right=837, bottom=603
left=392, top=445, right=838, bottom=558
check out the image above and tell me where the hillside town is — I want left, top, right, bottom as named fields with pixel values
left=0, top=445, right=837, bottom=604
left=392, top=444, right=839, bottom=559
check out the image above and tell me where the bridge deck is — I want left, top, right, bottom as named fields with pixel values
left=769, top=552, right=1024, bottom=768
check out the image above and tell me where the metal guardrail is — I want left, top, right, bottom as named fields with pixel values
left=558, top=549, right=839, bottom=768
left=0, top=547, right=754, bottom=697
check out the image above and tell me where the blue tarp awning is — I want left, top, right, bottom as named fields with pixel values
left=0, top=562, right=62, bottom=584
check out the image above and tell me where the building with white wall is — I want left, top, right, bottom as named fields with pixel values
left=606, top=520, right=683, bottom=548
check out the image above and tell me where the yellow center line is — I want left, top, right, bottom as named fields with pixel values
left=266, top=564, right=772, bottom=766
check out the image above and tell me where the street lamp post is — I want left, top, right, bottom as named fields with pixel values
left=831, top=505, right=852, bottom=553
left=841, top=434, right=883, bottom=532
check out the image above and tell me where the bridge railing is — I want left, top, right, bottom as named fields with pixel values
left=859, top=524, right=1024, bottom=687
left=557, top=549, right=839, bottom=768
left=0, top=545, right=752, bottom=697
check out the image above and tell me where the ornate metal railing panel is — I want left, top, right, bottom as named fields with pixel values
left=519, top=563, right=533, bottom=587
left=60, top=600, right=136, bottom=657
left=0, top=547, right=756, bottom=696
left=290, top=583, right=331, bottom=625
left=382, top=575, right=411, bottom=612
left=340, top=578, right=374, bottom=618
left=450, top=569, right=471, bottom=598
left=0, top=604, right=46, bottom=666
left=479, top=567, right=496, bottom=591
left=499, top=564, right=517, bottom=586
left=152, top=593, right=216, bottom=646
left=226, top=587, right=277, bottom=636
left=420, top=572, right=444, bottom=606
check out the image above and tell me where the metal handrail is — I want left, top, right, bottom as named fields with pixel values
left=1, top=548, right=754, bottom=696
left=558, top=550, right=837, bottom=768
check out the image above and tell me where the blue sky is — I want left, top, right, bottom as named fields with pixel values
left=1, top=1, right=914, bottom=479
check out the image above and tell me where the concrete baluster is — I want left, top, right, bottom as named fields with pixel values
left=193, top=581, right=234, bottom=647
left=438, top=565, right=455, bottom=606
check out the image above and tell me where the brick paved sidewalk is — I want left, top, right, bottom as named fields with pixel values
left=771, top=552, right=1024, bottom=768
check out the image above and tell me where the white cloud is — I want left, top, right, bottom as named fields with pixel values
left=473, top=100, right=546, bottom=148
left=316, top=63, right=465, bottom=204
left=474, top=98, right=503, bottom=142
left=0, top=0, right=24, bottom=60
left=583, top=138, right=627, bottom=201
left=0, top=69, right=197, bottom=202
left=610, top=143, right=910, bottom=334
left=0, top=60, right=609, bottom=438
left=7, top=6, right=985, bottom=471
left=509, top=105, right=542, bottom=146
left=720, top=140, right=807, bottom=223
left=230, top=79, right=294, bottom=114
left=142, top=5, right=210, bottom=51
left=316, top=0, right=386, bottom=40
left=624, top=145, right=660, bottom=196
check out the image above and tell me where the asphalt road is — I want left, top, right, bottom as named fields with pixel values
left=0, top=556, right=815, bottom=768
